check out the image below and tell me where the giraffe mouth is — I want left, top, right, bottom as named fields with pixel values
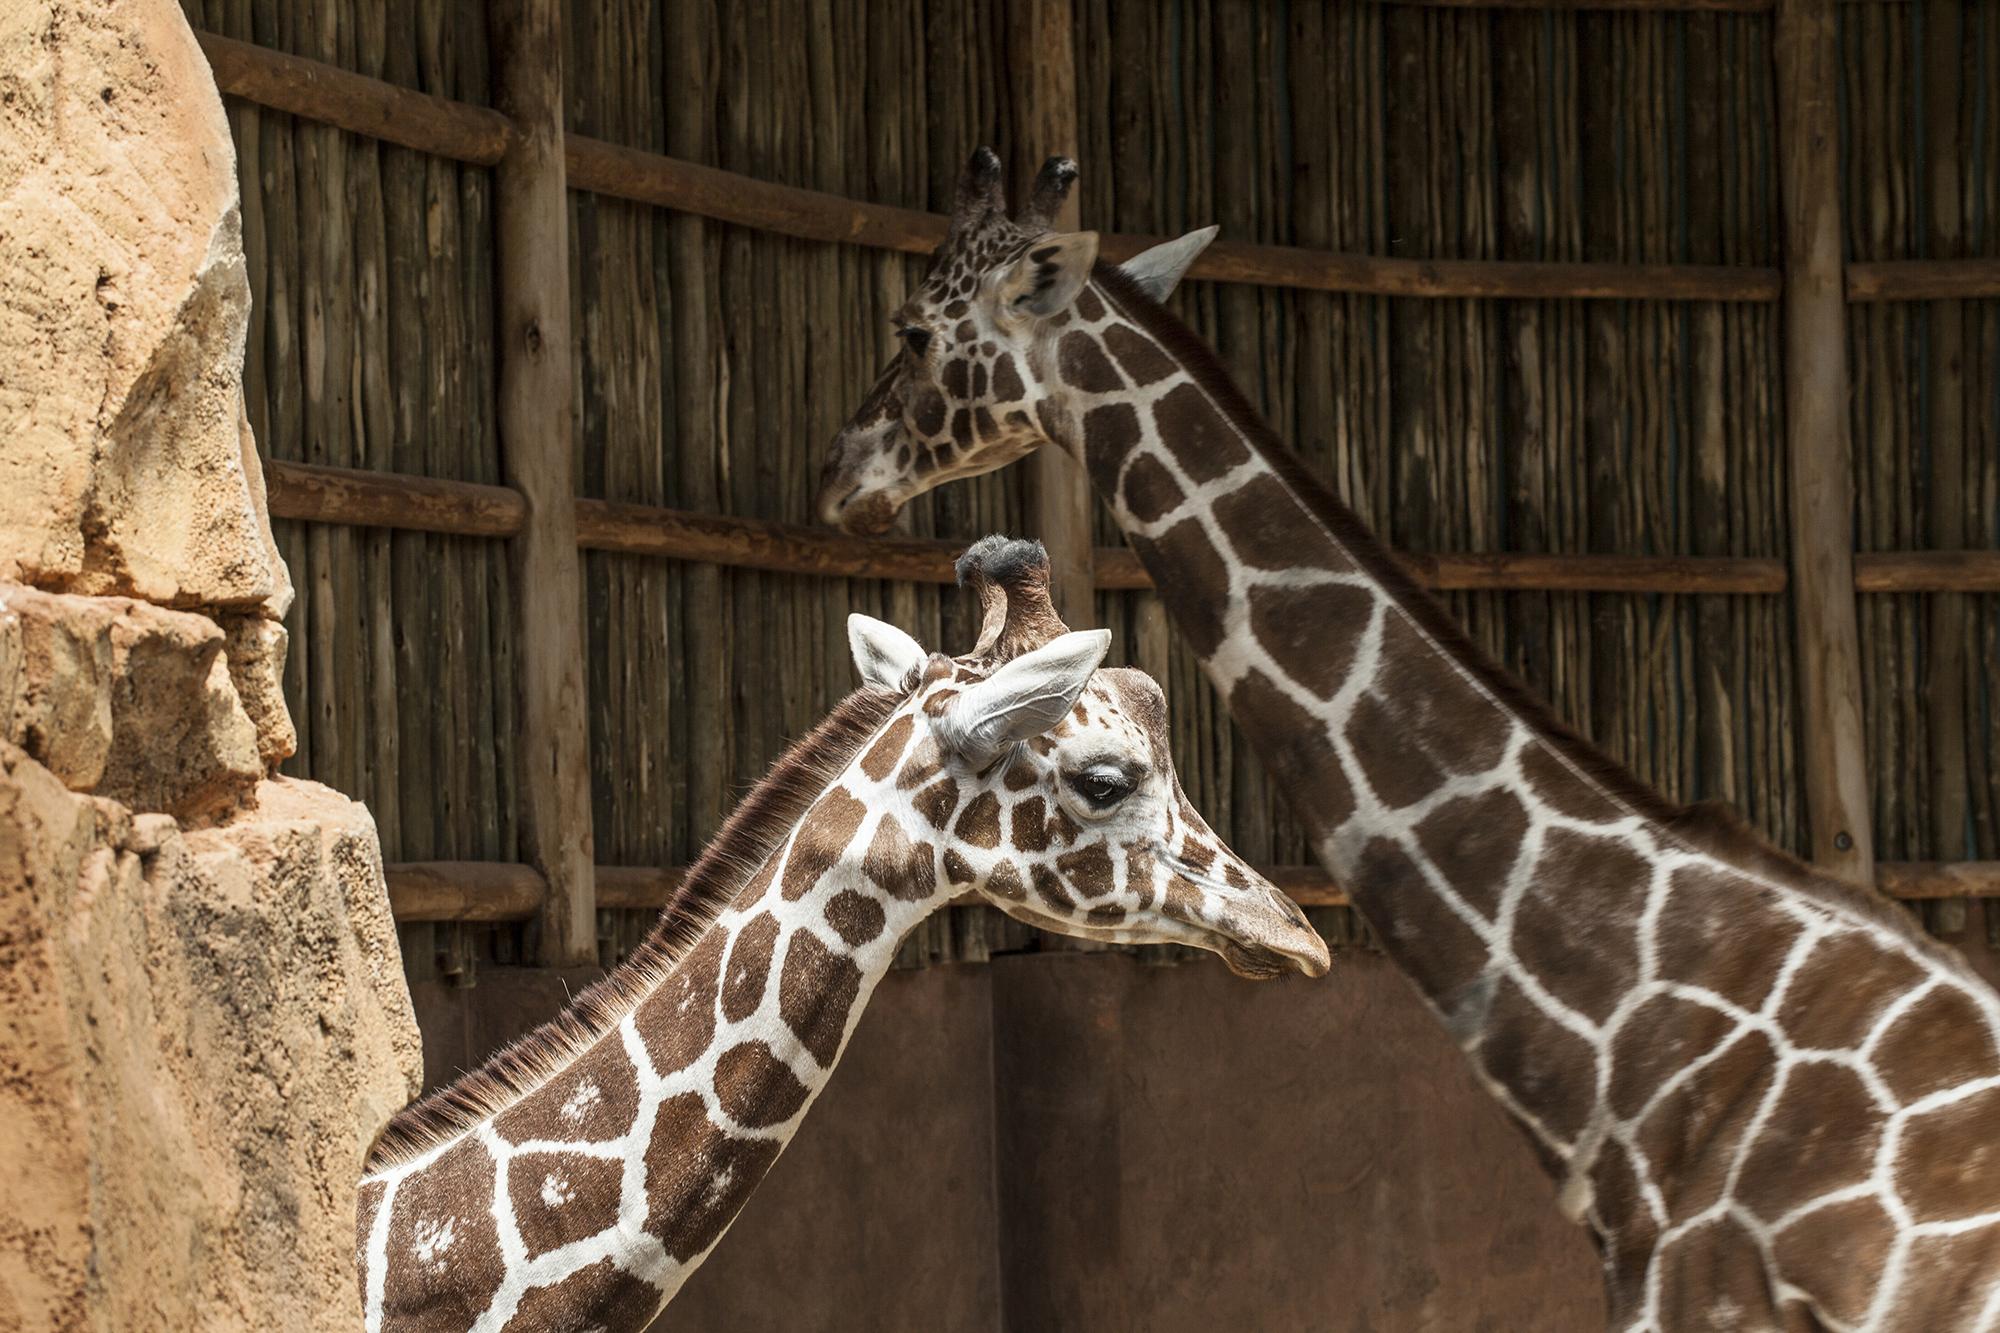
left=1218, top=939, right=1294, bottom=981
left=820, top=482, right=901, bottom=536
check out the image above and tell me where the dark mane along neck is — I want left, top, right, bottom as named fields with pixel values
left=367, top=685, right=905, bottom=1169
left=1085, top=260, right=1928, bottom=938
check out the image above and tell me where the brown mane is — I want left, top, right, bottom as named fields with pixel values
left=367, top=683, right=906, bottom=1169
left=1087, top=258, right=1940, bottom=945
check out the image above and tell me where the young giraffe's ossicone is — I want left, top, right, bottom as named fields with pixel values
left=817, top=148, right=2000, bottom=1331
left=356, top=535, right=1327, bottom=1332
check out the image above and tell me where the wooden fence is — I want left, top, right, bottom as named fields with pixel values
left=180, top=0, right=2000, bottom=971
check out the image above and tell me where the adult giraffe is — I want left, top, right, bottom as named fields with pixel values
left=815, top=149, right=2000, bottom=1331
left=356, top=537, right=1328, bottom=1331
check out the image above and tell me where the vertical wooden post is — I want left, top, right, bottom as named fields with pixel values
left=490, top=0, right=597, bottom=964
left=1774, top=0, right=1874, bottom=884
left=1011, top=0, right=1095, bottom=630
left=1922, top=1, right=1968, bottom=932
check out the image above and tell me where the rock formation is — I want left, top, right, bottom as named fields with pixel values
left=0, top=2, right=422, bottom=1328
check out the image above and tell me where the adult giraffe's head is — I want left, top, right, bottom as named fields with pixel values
left=859, top=536, right=1327, bottom=978
left=816, top=147, right=1215, bottom=534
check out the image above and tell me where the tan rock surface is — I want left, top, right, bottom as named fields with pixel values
left=0, top=0, right=289, bottom=618
left=0, top=3, right=424, bottom=1329
left=0, top=746, right=421, bottom=1331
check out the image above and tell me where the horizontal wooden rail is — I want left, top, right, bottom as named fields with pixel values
left=200, top=32, right=1783, bottom=303
left=1854, top=551, right=2000, bottom=593
left=196, top=32, right=513, bottom=165
left=1847, top=259, right=2000, bottom=302
left=267, top=461, right=1810, bottom=593
left=265, top=459, right=526, bottom=536
left=386, top=857, right=2000, bottom=925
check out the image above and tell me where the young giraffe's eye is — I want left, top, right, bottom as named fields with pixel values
left=897, top=326, right=933, bottom=358
left=1067, top=768, right=1134, bottom=812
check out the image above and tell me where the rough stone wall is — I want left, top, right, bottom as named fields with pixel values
left=0, top=1, right=422, bottom=1328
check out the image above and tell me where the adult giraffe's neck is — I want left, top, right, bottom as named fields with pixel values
left=356, top=722, right=939, bottom=1331
left=1058, top=268, right=1721, bottom=1168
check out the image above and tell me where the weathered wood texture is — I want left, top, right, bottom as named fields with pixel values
left=492, top=0, right=596, bottom=966
left=1778, top=0, right=1875, bottom=883
left=191, top=0, right=2000, bottom=972
left=1838, top=2, right=2000, bottom=942
left=180, top=0, right=518, bottom=987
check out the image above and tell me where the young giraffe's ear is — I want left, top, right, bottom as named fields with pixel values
left=937, top=629, right=1111, bottom=769
left=1118, top=225, right=1218, bottom=301
left=997, top=231, right=1100, bottom=319
left=847, top=614, right=926, bottom=689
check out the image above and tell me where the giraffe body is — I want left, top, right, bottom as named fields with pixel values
left=357, top=538, right=1327, bottom=1331
left=817, top=150, right=2000, bottom=1330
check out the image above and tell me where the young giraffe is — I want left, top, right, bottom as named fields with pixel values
left=355, top=536, right=1328, bottom=1332
left=816, top=149, right=2000, bottom=1331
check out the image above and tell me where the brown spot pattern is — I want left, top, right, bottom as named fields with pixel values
left=1768, top=1197, right=1894, bottom=1327
left=1634, top=1029, right=1777, bottom=1222
left=1212, top=475, right=1341, bottom=571
left=1103, top=323, right=1175, bottom=384
left=862, top=813, right=936, bottom=902
left=1897, top=1085, right=2000, bottom=1221
left=637, top=930, right=724, bottom=1077
left=1229, top=669, right=1352, bottom=835
left=783, top=789, right=866, bottom=900
left=1606, top=994, right=1737, bottom=1120
left=1121, top=454, right=1185, bottom=525
left=1155, top=382, right=1249, bottom=482
left=912, top=774, right=961, bottom=828
left=1247, top=581, right=1373, bottom=699
left=1778, top=932, right=1925, bottom=1051
left=507, top=1151, right=626, bottom=1260
left=1012, top=796, right=1051, bottom=852
left=643, top=1092, right=781, bottom=1262
left=1474, top=977, right=1597, bottom=1144
left=860, top=715, right=913, bottom=781
left=1873, top=985, right=1999, bottom=1105
left=955, top=791, right=1003, bottom=849
left=713, top=1040, right=810, bottom=1129
left=495, top=1037, right=641, bottom=1146
left=779, top=929, right=864, bottom=1066
left=720, top=914, right=779, bottom=1023
left=499, top=1258, right=660, bottom=1332
left=1411, top=788, right=1527, bottom=920
left=1058, top=331, right=1122, bottom=393
left=825, top=890, right=886, bottom=946
left=987, top=860, right=1028, bottom=902
left=383, top=1138, right=505, bottom=1326
left=1357, top=837, right=1489, bottom=1002
left=1032, top=864, right=1073, bottom=911
left=1136, top=519, right=1228, bottom=658
left=1735, top=1063, right=1881, bottom=1218
left=1082, top=403, right=1142, bottom=494
left=1653, top=865, right=1800, bottom=1013
left=1057, top=843, right=1115, bottom=900
left=1510, top=830, right=1650, bottom=1023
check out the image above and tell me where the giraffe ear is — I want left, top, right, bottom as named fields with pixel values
left=937, top=629, right=1111, bottom=768
left=848, top=614, right=926, bottom=689
left=997, top=231, right=1099, bottom=319
left=1118, top=225, right=1218, bottom=301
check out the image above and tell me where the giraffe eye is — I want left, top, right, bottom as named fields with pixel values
left=1068, top=768, right=1134, bottom=812
left=897, top=326, right=933, bottom=358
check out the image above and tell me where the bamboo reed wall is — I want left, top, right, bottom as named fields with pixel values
left=178, top=0, right=2000, bottom=977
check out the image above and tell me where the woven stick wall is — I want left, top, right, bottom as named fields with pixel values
left=178, top=0, right=2000, bottom=974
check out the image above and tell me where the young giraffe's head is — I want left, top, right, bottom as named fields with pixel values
left=816, top=147, right=1215, bottom=533
left=867, top=536, right=1328, bottom=978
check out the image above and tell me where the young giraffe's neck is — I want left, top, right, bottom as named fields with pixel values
left=1040, top=266, right=2000, bottom=1327
left=356, top=705, right=944, bottom=1332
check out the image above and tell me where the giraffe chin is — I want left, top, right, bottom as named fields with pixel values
left=833, top=488, right=902, bottom=536
left=1218, top=938, right=1301, bottom=981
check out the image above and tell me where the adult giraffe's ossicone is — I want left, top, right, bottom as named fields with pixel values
left=816, top=148, right=2000, bottom=1331
left=356, top=536, right=1327, bottom=1332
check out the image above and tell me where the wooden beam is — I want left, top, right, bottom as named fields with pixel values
left=1775, top=0, right=1874, bottom=884
left=265, top=459, right=526, bottom=537
left=1010, top=0, right=1095, bottom=628
left=385, top=861, right=545, bottom=923
left=1384, top=0, right=1773, bottom=10
left=574, top=497, right=966, bottom=582
left=1846, top=259, right=2000, bottom=302
left=195, top=31, right=512, bottom=165
left=197, top=32, right=1780, bottom=304
left=490, top=0, right=596, bottom=966
left=1852, top=552, right=2000, bottom=594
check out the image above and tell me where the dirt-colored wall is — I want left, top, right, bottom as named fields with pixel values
left=418, top=949, right=1618, bottom=1331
